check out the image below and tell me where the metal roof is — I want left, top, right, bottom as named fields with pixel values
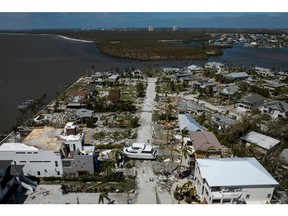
left=196, top=157, right=279, bottom=187
left=178, top=114, right=204, bottom=132
left=241, top=131, right=280, bottom=150
left=239, top=94, right=265, bottom=104
left=224, top=72, right=249, bottom=79
left=262, top=100, right=288, bottom=113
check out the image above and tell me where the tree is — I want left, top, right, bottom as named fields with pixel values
left=177, top=127, right=192, bottom=176
left=174, top=181, right=195, bottom=204
left=112, top=131, right=120, bottom=144
left=136, top=82, right=146, bottom=97
left=98, top=192, right=111, bottom=204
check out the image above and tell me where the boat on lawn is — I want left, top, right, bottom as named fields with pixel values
left=123, top=143, right=157, bottom=160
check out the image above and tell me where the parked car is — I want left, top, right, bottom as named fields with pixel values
left=179, top=169, right=192, bottom=179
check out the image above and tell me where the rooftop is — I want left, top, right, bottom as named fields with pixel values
left=0, top=143, right=38, bottom=152
left=239, top=94, right=265, bottom=104
left=241, top=131, right=280, bottom=150
left=178, top=114, right=204, bottom=132
left=224, top=72, right=249, bottom=79
left=22, top=127, right=63, bottom=151
left=262, top=100, right=288, bottom=112
left=190, top=131, right=222, bottom=152
left=196, top=157, right=279, bottom=187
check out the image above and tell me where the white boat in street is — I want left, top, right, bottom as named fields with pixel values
left=123, top=143, right=157, bottom=160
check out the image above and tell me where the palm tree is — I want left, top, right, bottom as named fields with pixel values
left=98, top=192, right=111, bottom=204
left=177, top=128, right=192, bottom=175
left=174, top=181, right=194, bottom=204
left=112, top=131, right=120, bottom=144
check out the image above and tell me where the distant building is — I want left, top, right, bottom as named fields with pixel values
left=172, top=25, right=177, bottom=31
left=194, top=157, right=279, bottom=204
left=205, top=62, right=224, bottom=73
left=254, top=66, right=275, bottom=77
left=148, top=26, right=154, bottom=31
left=211, top=113, right=237, bottom=129
left=263, top=80, right=286, bottom=91
left=186, top=65, right=204, bottom=73
left=236, top=94, right=265, bottom=110
left=0, top=122, right=96, bottom=177
left=220, top=84, right=240, bottom=98
left=75, top=109, right=96, bottom=123
left=259, top=100, right=288, bottom=119
left=178, top=99, right=205, bottom=116
left=224, top=72, right=250, bottom=80
left=161, top=67, right=181, bottom=74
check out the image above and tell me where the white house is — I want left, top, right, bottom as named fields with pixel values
left=254, top=67, right=275, bottom=77
left=259, top=100, right=288, bottom=119
left=186, top=65, right=204, bottom=73
left=205, top=62, right=224, bottom=73
left=0, top=123, right=96, bottom=177
left=241, top=131, right=280, bottom=154
left=194, top=157, right=278, bottom=204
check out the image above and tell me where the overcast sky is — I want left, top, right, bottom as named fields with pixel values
left=0, top=13, right=287, bottom=30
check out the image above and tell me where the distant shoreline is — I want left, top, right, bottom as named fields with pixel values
left=0, top=32, right=94, bottom=43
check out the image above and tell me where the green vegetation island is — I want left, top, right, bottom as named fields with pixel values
left=58, top=30, right=225, bottom=60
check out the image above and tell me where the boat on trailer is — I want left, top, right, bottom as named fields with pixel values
left=123, top=143, right=157, bottom=160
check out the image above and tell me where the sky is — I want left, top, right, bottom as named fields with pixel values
left=0, top=12, right=287, bottom=30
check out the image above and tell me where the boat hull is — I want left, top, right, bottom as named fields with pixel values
left=123, top=148, right=157, bottom=160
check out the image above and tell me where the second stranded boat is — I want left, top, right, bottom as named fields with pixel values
left=123, top=143, right=157, bottom=160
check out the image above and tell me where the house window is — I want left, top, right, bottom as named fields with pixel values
left=57, top=171, right=60, bottom=175
left=267, top=194, right=271, bottom=198
left=62, top=161, right=72, bottom=168
left=55, top=161, right=58, bottom=167
left=37, top=171, right=41, bottom=175
left=246, top=194, right=250, bottom=199
left=20, top=161, right=26, bottom=163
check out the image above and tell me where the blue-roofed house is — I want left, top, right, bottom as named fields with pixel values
left=194, top=157, right=279, bottom=204
left=178, top=114, right=204, bottom=132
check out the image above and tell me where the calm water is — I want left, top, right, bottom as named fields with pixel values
left=0, top=33, right=287, bottom=134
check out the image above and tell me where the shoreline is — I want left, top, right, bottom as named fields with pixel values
left=0, top=32, right=94, bottom=43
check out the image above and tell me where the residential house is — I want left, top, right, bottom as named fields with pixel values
left=254, top=67, right=275, bottom=77
left=211, top=113, right=237, bottom=130
left=178, top=114, right=204, bottom=132
left=236, top=94, right=265, bottom=110
left=190, top=132, right=222, bottom=158
left=0, top=122, right=96, bottom=177
left=223, top=72, right=250, bottom=81
left=186, top=65, right=204, bottom=73
left=194, top=157, right=279, bottom=204
left=178, top=98, right=205, bottom=116
left=205, top=62, right=224, bottom=73
left=241, top=131, right=280, bottom=155
left=0, top=160, right=24, bottom=204
left=259, top=100, right=288, bottom=118
left=220, top=84, right=240, bottom=98
left=175, top=73, right=197, bottom=81
left=161, top=67, right=181, bottom=75
left=263, top=80, right=286, bottom=91
left=75, top=109, right=96, bottom=123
